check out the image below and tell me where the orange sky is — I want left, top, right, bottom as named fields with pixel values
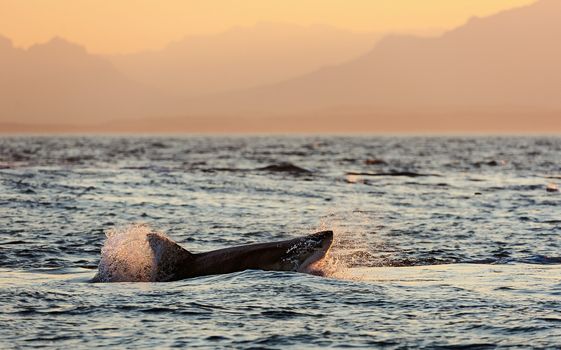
left=0, top=0, right=535, bottom=54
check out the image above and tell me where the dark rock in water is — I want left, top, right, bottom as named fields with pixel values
left=546, top=183, right=559, bottom=192
left=201, top=167, right=245, bottom=173
left=258, top=162, right=312, bottom=174
left=150, top=141, right=168, bottom=149
left=64, top=155, right=92, bottom=164
left=474, top=160, right=507, bottom=167
left=346, top=171, right=439, bottom=178
left=364, top=158, right=387, bottom=165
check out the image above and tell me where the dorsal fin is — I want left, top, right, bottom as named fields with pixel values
left=146, top=232, right=194, bottom=281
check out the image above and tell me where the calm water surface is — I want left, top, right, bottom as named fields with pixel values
left=0, top=136, right=560, bottom=348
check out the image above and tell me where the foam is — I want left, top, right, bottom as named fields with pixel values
left=309, top=212, right=382, bottom=280
left=95, top=223, right=169, bottom=282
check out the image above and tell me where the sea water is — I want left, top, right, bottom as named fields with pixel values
left=0, top=136, right=560, bottom=348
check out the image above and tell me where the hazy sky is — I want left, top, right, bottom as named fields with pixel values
left=0, top=0, right=535, bottom=54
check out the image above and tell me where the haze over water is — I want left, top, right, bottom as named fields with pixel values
left=2, top=0, right=561, bottom=133
left=1, top=136, right=560, bottom=348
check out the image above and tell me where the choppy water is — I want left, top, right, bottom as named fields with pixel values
left=1, top=136, right=560, bottom=348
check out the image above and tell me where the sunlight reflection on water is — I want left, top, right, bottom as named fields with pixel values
left=1, top=136, right=560, bottom=348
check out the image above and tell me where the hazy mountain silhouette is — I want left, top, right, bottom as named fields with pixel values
left=1, top=0, right=561, bottom=132
left=108, top=23, right=382, bottom=97
left=0, top=36, right=175, bottom=125
left=180, top=0, right=561, bottom=131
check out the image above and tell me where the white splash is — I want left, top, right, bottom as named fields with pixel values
left=95, top=223, right=170, bottom=282
left=308, top=211, right=382, bottom=280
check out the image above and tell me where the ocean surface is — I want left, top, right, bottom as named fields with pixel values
left=0, top=136, right=560, bottom=349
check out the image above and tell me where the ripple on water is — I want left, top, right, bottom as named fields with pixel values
left=1, top=136, right=561, bottom=348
